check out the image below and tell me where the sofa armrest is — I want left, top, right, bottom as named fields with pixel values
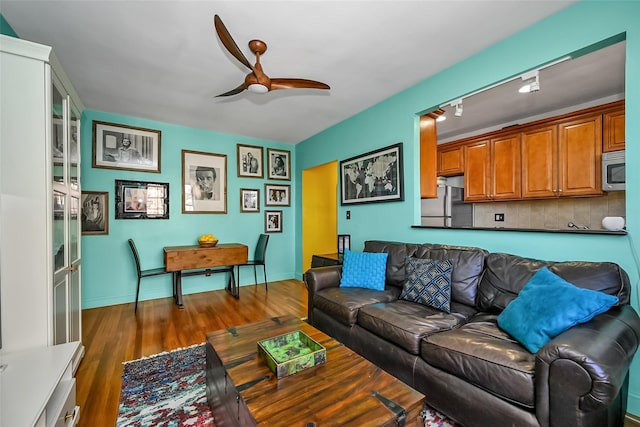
left=303, top=266, right=342, bottom=323
left=535, top=305, right=640, bottom=427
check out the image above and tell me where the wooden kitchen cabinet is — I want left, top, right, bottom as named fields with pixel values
left=603, top=105, right=625, bottom=152
left=521, top=115, right=602, bottom=199
left=521, top=125, right=558, bottom=198
left=437, top=143, right=464, bottom=176
left=464, top=134, right=520, bottom=201
left=558, top=114, right=602, bottom=196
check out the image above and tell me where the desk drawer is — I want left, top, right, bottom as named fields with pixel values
left=52, top=380, right=78, bottom=427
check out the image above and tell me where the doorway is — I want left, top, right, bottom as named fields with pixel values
left=302, top=161, right=338, bottom=272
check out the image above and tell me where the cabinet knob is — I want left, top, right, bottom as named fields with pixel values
left=64, top=408, right=76, bottom=421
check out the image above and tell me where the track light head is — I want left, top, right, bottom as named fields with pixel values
left=450, top=99, right=463, bottom=117
left=519, top=70, right=540, bottom=93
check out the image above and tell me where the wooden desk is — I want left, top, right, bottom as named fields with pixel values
left=164, top=243, right=248, bottom=306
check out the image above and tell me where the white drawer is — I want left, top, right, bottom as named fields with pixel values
left=51, top=380, right=77, bottom=427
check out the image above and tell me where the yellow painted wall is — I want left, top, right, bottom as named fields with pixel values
left=302, top=161, right=337, bottom=272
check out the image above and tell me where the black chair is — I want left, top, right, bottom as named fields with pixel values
left=237, top=234, right=270, bottom=291
left=128, top=239, right=174, bottom=313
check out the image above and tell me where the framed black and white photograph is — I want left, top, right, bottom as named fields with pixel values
left=237, top=144, right=264, bottom=178
left=340, top=142, right=404, bottom=205
left=81, top=191, right=109, bottom=235
left=265, top=184, right=290, bottom=206
left=182, top=149, right=227, bottom=214
left=267, top=148, right=291, bottom=180
left=92, top=120, right=161, bottom=173
left=240, top=188, right=260, bottom=213
left=115, top=180, right=169, bottom=219
left=265, top=210, right=283, bottom=233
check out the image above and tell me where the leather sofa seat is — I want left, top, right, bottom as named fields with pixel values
left=358, top=300, right=477, bottom=354
left=313, top=287, right=399, bottom=326
left=421, top=313, right=536, bottom=408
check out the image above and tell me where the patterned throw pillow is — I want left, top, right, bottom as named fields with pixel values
left=339, top=249, right=388, bottom=291
left=400, top=257, right=454, bottom=313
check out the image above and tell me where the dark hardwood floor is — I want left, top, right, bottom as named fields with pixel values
left=75, top=279, right=308, bottom=427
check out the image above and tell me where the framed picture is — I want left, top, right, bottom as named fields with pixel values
left=340, top=142, right=404, bottom=205
left=81, top=191, right=109, bottom=235
left=115, top=179, right=169, bottom=219
left=240, top=188, right=260, bottom=213
left=237, top=144, right=264, bottom=178
left=265, top=210, right=283, bottom=233
left=265, top=184, right=290, bottom=206
left=182, top=149, right=227, bottom=214
left=267, top=148, right=291, bottom=180
left=92, top=120, right=161, bottom=173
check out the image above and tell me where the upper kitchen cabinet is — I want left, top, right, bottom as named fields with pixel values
left=464, top=133, right=521, bottom=202
left=437, top=143, right=464, bottom=177
left=0, top=35, right=84, bottom=369
left=602, top=103, right=625, bottom=152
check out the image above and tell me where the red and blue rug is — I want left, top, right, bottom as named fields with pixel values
left=117, top=344, right=460, bottom=427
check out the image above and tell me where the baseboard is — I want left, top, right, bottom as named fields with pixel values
left=626, top=413, right=640, bottom=427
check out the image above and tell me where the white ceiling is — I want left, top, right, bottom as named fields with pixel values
left=1, top=1, right=588, bottom=145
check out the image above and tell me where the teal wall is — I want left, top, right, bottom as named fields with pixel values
left=295, top=1, right=640, bottom=415
left=0, top=14, right=19, bottom=37
left=80, top=110, right=295, bottom=308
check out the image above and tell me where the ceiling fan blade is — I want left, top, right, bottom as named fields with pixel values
left=214, top=15, right=253, bottom=71
left=270, top=78, right=330, bottom=91
left=216, top=83, right=247, bottom=97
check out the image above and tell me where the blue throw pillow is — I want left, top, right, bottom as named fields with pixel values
left=400, top=257, right=453, bottom=313
left=339, top=249, right=388, bottom=291
left=497, top=267, right=618, bottom=353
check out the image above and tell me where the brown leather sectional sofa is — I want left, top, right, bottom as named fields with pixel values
left=304, top=240, right=640, bottom=427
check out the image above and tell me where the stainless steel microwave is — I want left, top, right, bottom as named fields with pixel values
left=602, top=150, right=625, bottom=191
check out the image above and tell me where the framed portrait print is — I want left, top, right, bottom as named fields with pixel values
left=265, top=210, right=283, bottom=233
left=237, top=144, right=264, bottom=178
left=81, top=191, right=109, bottom=235
left=340, top=142, right=404, bottom=205
left=240, top=188, right=260, bottom=213
left=182, top=149, right=227, bottom=214
left=115, top=180, right=169, bottom=219
left=265, top=184, right=290, bottom=206
left=92, top=121, right=161, bottom=173
left=267, top=148, right=291, bottom=180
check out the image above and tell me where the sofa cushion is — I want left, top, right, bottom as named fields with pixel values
left=497, top=267, right=619, bottom=353
left=357, top=300, right=478, bottom=354
left=364, top=241, right=488, bottom=306
left=421, top=313, right=536, bottom=409
left=339, top=249, right=388, bottom=290
left=313, top=287, right=400, bottom=326
left=477, top=252, right=630, bottom=312
left=399, top=257, right=453, bottom=313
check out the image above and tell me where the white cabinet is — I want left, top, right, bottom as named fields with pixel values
left=0, top=35, right=84, bottom=371
left=1, top=341, right=81, bottom=427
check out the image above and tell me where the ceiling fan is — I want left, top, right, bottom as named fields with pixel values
left=213, top=14, right=330, bottom=97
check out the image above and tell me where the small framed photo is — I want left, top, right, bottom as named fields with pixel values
left=240, top=188, right=260, bottom=213
left=265, top=210, right=283, bottom=233
left=267, top=148, right=291, bottom=180
left=115, top=180, right=169, bottom=219
left=265, top=184, right=290, bottom=206
left=340, top=142, right=404, bottom=205
left=81, top=191, right=109, bottom=235
left=92, top=121, right=161, bottom=173
left=237, top=144, right=264, bottom=178
left=182, top=150, right=227, bottom=214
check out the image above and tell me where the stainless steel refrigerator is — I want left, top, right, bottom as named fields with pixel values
left=420, top=176, right=474, bottom=227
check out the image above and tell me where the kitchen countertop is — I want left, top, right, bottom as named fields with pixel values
left=411, top=225, right=627, bottom=235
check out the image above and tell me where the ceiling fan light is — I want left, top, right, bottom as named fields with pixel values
left=248, top=83, right=269, bottom=94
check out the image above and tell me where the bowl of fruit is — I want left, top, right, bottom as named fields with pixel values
left=198, top=234, right=218, bottom=248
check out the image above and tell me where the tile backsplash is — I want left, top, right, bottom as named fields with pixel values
left=473, top=192, right=625, bottom=230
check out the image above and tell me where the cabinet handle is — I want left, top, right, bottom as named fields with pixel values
left=64, top=408, right=76, bottom=421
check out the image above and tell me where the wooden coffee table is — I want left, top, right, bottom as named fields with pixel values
left=205, top=314, right=425, bottom=426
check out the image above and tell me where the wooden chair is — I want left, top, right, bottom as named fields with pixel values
left=237, top=234, right=270, bottom=291
left=128, top=238, right=174, bottom=313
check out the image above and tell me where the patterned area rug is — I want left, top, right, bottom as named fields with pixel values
left=117, top=344, right=461, bottom=426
